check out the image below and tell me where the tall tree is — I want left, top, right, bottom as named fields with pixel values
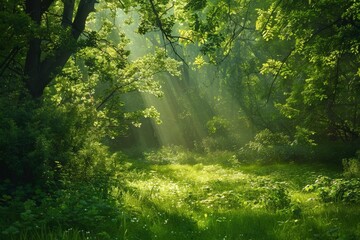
left=23, top=0, right=98, bottom=98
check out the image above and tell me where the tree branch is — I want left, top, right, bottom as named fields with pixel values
left=72, top=0, right=97, bottom=38
left=148, top=0, right=188, bottom=65
left=26, top=0, right=97, bottom=97
left=265, top=47, right=294, bottom=104
left=41, top=0, right=55, bottom=15
left=0, top=47, right=20, bottom=79
left=62, top=0, right=75, bottom=27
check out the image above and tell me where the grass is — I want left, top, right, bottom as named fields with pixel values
left=3, top=149, right=360, bottom=239
left=116, top=152, right=359, bottom=240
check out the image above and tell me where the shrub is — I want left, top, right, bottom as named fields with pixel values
left=206, top=116, right=230, bottom=136
left=343, top=151, right=360, bottom=178
left=237, top=129, right=291, bottom=163
left=197, top=136, right=238, bottom=153
left=304, top=176, right=360, bottom=204
left=0, top=93, right=122, bottom=238
left=1, top=152, right=123, bottom=238
left=261, top=182, right=291, bottom=211
left=1, top=184, right=122, bottom=237
left=144, top=145, right=196, bottom=165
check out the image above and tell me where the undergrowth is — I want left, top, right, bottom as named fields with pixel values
left=1, top=148, right=360, bottom=240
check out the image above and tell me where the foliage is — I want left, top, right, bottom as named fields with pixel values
left=342, top=151, right=360, bottom=178
left=206, top=116, right=230, bottom=136
left=144, top=145, right=196, bottom=165
left=304, top=176, right=360, bottom=204
left=196, top=135, right=240, bottom=153
left=0, top=152, right=126, bottom=239
left=237, top=129, right=292, bottom=163
left=261, top=183, right=291, bottom=212
left=118, top=153, right=359, bottom=240
left=1, top=186, right=121, bottom=238
left=255, top=0, right=360, bottom=141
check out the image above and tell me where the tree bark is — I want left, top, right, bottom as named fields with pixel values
left=24, top=0, right=42, bottom=97
left=62, top=0, right=75, bottom=27
left=24, top=0, right=97, bottom=98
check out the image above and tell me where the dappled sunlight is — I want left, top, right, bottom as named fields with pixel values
left=123, top=159, right=300, bottom=231
left=117, top=152, right=360, bottom=239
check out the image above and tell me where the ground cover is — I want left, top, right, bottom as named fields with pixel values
left=117, top=151, right=359, bottom=240
left=3, top=149, right=360, bottom=240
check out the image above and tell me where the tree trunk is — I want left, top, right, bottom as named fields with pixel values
left=24, top=0, right=97, bottom=98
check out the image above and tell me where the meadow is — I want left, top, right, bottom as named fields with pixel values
left=4, top=147, right=359, bottom=240
left=117, top=149, right=359, bottom=240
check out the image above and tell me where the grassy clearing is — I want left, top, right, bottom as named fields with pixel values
left=117, top=152, right=359, bottom=240
left=3, top=150, right=360, bottom=240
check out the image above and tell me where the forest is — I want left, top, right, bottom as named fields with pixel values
left=0, top=0, right=360, bottom=239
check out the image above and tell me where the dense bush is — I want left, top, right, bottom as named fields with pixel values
left=0, top=151, right=124, bottom=238
left=237, top=129, right=292, bottom=163
left=304, top=176, right=360, bottom=204
left=0, top=101, right=84, bottom=185
left=1, top=183, right=122, bottom=237
left=261, top=183, right=291, bottom=212
left=342, top=151, right=360, bottom=178
left=0, top=90, right=123, bottom=238
left=196, top=136, right=239, bottom=153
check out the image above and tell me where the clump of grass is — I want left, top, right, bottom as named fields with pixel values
left=8, top=227, right=90, bottom=240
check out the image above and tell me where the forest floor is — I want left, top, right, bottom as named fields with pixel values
left=4, top=150, right=360, bottom=240
left=114, top=150, right=360, bottom=240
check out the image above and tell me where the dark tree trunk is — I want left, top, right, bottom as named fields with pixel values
left=24, top=0, right=97, bottom=98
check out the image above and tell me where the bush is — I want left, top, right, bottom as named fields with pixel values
left=144, top=145, right=196, bottom=165
left=0, top=151, right=124, bottom=238
left=0, top=92, right=122, bottom=238
left=304, top=176, right=360, bottom=204
left=261, top=183, right=291, bottom=212
left=237, top=129, right=292, bottom=163
left=196, top=136, right=239, bottom=153
left=343, top=151, right=360, bottom=178
left=1, top=183, right=122, bottom=237
left=206, top=116, right=230, bottom=137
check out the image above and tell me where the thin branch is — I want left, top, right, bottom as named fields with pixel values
left=210, top=0, right=254, bottom=65
left=96, top=78, right=138, bottom=110
left=0, top=47, right=20, bottom=78
left=159, top=2, right=174, bottom=18
left=260, top=0, right=283, bottom=34
left=148, top=0, right=188, bottom=65
left=264, top=18, right=343, bottom=103
left=265, top=47, right=294, bottom=103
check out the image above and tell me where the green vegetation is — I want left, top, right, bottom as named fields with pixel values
left=2, top=148, right=360, bottom=239
left=1, top=0, right=360, bottom=239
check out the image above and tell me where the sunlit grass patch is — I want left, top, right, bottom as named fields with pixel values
left=199, top=210, right=283, bottom=240
left=10, top=150, right=358, bottom=240
left=117, top=150, right=360, bottom=239
left=7, top=227, right=99, bottom=240
left=274, top=203, right=360, bottom=240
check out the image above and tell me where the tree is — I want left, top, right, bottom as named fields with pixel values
left=23, top=0, right=98, bottom=98
left=0, top=0, right=181, bottom=184
left=256, top=0, right=360, bottom=141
